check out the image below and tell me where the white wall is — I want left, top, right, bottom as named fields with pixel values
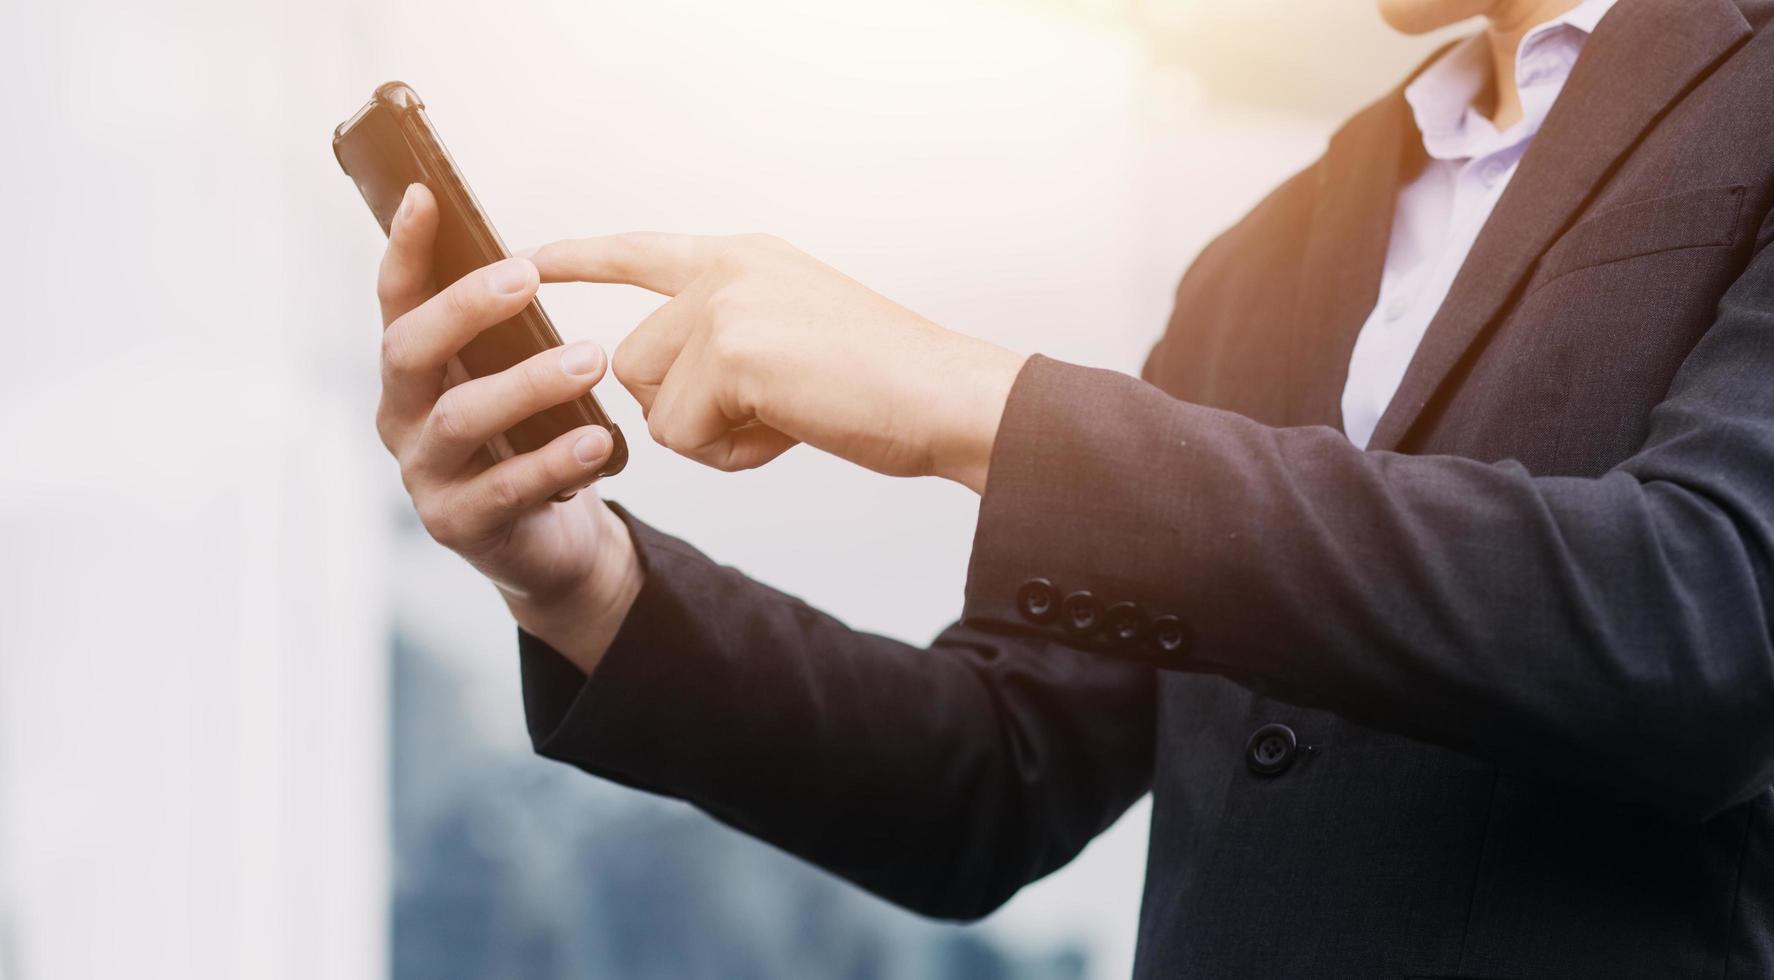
left=0, top=1, right=390, bottom=977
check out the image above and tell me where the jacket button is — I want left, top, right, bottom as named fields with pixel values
left=1246, top=723, right=1298, bottom=776
left=1061, top=591, right=1101, bottom=633
left=1150, top=615, right=1192, bottom=656
left=1016, top=578, right=1059, bottom=623
left=1103, top=602, right=1146, bottom=645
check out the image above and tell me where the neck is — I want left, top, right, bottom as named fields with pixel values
left=1482, top=0, right=1585, bottom=129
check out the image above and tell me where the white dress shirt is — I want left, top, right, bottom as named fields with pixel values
left=1340, top=0, right=1620, bottom=449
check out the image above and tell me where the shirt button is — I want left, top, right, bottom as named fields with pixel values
left=1384, top=296, right=1410, bottom=321
left=1016, top=578, right=1059, bottom=624
left=1246, top=723, right=1299, bottom=776
left=1103, top=602, right=1146, bottom=646
left=1061, top=591, right=1101, bottom=633
left=1478, top=159, right=1509, bottom=186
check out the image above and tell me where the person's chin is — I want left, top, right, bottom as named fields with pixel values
left=1376, top=0, right=1488, bottom=35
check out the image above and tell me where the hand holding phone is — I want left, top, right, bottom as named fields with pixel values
left=338, top=83, right=645, bottom=673
left=334, top=81, right=627, bottom=488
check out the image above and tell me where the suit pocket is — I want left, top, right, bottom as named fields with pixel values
left=1531, top=183, right=1745, bottom=290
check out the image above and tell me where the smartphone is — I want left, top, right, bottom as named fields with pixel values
left=332, top=81, right=627, bottom=493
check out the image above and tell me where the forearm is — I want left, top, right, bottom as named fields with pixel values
left=966, top=355, right=1774, bottom=821
left=519, top=506, right=1156, bottom=918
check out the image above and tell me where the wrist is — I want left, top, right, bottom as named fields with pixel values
left=932, top=338, right=1026, bottom=493
left=503, top=503, right=644, bottom=676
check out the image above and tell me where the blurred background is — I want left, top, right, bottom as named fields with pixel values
left=0, top=1, right=1453, bottom=977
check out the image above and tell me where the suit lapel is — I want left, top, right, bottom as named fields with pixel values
left=1284, top=92, right=1413, bottom=429
left=1364, top=0, right=1751, bottom=453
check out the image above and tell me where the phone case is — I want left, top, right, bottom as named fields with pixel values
left=332, top=81, right=627, bottom=492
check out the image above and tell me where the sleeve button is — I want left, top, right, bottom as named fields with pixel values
left=1103, top=602, right=1146, bottom=645
left=1016, top=578, right=1060, bottom=623
left=1150, top=615, right=1193, bottom=656
left=1061, top=591, right=1101, bottom=633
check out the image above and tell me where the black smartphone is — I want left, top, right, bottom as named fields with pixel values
left=332, top=80, right=627, bottom=490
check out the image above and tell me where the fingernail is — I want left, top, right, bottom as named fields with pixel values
left=489, top=257, right=536, bottom=294
left=573, top=428, right=611, bottom=465
left=559, top=342, right=603, bottom=377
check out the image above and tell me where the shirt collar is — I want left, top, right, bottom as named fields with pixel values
left=1558, top=0, right=1618, bottom=34
left=1404, top=0, right=1621, bottom=161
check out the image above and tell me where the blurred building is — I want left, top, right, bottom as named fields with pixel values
left=390, top=628, right=1090, bottom=980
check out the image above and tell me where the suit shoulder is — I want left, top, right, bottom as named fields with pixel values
left=1175, top=160, right=1319, bottom=303
left=1174, top=86, right=1406, bottom=302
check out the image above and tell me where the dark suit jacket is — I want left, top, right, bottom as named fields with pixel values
left=517, top=0, right=1774, bottom=975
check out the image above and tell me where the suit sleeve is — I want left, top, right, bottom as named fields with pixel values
left=519, top=507, right=1155, bottom=920
left=965, top=239, right=1774, bottom=824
